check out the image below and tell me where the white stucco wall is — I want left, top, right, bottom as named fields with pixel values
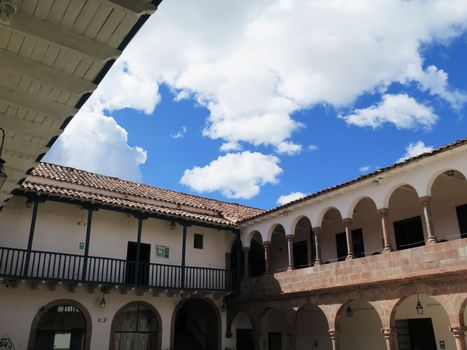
left=0, top=284, right=227, bottom=350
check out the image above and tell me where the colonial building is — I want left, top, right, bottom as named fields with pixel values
left=0, top=139, right=467, bottom=350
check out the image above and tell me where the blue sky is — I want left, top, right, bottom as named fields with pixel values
left=46, top=0, right=467, bottom=210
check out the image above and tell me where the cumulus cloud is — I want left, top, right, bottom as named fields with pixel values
left=340, top=94, right=438, bottom=130
left=397, top=141, right=434, bottom=162
left=276, top=141, right=302, bottom=155
left=44, top=111, right=147, bottom=182
left=277, top=192, right=307, bottom=206
left=114, top=0, right=467, bottom=151
left=180, top=151, right=282, bottom=199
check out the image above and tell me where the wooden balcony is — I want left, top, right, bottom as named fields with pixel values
left=0, top=246, right=233, bottom=292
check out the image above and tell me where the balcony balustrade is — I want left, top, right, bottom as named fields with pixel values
left=0, top=246, right=233, bottom=292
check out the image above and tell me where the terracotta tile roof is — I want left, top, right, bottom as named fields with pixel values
left=240, top=138, right=467, bottom=223
left=20, top=163, right=264, bottom=228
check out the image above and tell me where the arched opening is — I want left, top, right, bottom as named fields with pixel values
left=270, top=224, right=288, bottom=272
left=230, top=239, right=245, bottom=288
left=109, top=301, right=161, bottom=350
left=351, top=197, right=382, bottom=256
left=231, top=311, right=254, bottom=350
left=293, top=217, right=314, bottom=269
left=388, top=185, right=425, bottom=250
left=430, top=170, right=467, bottom=241
left=392, top=294, right=454, bottom=350
left=320, top=208, right=345, bottom=263
left=260, top=308, right=287, bottom=350
left=337, top=300, right=385, bottom=350
left=28, top=300, right=91, bottom=350
left=249, top=231, right=265, bottom=277
left=296, top=304, right=331, bottom=350
left=173, top=298, right=220, bottom=350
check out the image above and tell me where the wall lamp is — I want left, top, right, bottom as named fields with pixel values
left=0, top=0, right=19, bottom=25
left=345, top=305, right=353, bottom=317
left=416, top=294, right=424, bottom=315
left=99, top=287, right=109, bottom=309
left=0, top=128, right=7, bottom=190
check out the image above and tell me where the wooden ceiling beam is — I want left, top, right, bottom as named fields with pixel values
left=6, top=12, right=121, bottom=62
left=0, top=49, right=96, bottom=95
left=0, top=84, right=76, bottom=118
left=104, top=0, right=157, bottom=14
left=0, top=112, right=56, bottom=138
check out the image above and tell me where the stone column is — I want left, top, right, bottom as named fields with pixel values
left=377, top=208, right=393, bottom=252
left=328, top=329, right=340, bottom=350
left=264, top=241, right=271, bottom=274
left=450, top=326, right=467, bottom=350
left=286, top=234, right=294, bottom=270
left=288, top=331, right=296, bottom=350
left=243, top=246, right=250, bottom=278
left=313, top=226, right=322, bottom=265
left=381, top=328, right=395, bottom=350
left=420, top=196, right=437, bottom=244
left=343, top=218, right=354, bottom=260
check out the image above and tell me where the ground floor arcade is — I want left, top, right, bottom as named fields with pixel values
left=228, top=274, right=467, bottom=350
left=0, top=284, right=233, bottom=350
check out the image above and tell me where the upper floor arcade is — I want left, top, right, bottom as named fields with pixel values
left=239, top=139, right=467, bottom=287
left=0, top=163, right=262, bottom=293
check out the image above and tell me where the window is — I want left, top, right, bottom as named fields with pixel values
left=194, top=233, right=204, bottom=249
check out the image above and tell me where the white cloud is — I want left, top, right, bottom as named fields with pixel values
left=171, top=126, right=187, bottom=139
left=220, top=141, right=242, bottom=152
left=340, top=94, right=438, bottom=130
left=397, top=141, right=434, bottom=162
left=308, top=144, right=319, bottom=152
left=180, top=151, right=282, bottom=199
left=359, top=165, right=372, bottom=173
left=276, top=141, right=302, bottom=155
left=277, top=192, right=307, bottom=206
left=109, top=0, right=467, bottom=150
left=44, top=111, right=147, bottom=182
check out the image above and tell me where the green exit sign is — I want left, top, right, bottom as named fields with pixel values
left=79, top=242, right=85, bottom=250
left=155, top=245, right=169, bottom=258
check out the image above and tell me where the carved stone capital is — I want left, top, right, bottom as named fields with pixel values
left=312, top=226, right=322, bottom=235
left=328, top=329, right=339, bottom=340
left=263, top=241, right=271, bottom=248
left=286, top=234, right=295, bottom=240
left=381, top=327, right=395, bottom=339
left=377, top=208, right=389, bottom=217
left=243, top=246, right=250, bottom=252
left=342, top=218, right=352, bottom=227
left=449, top=326, right=467, bottom=338
left=419, top=195, right=432, bottom=205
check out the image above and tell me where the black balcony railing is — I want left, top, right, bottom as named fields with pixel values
left=0, top=246, right=232, bottom=292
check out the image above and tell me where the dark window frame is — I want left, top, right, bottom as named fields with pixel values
left=194, top=233, right=204, bottom=249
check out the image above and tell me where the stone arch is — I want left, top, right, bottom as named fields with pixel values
left=350, top=196, right=382, bottom=256
left=383, top=183, right=420, bottom=208
left=347, top=195, right=378, bottom=219
left=227, top=309, right=254, bottom=337
left=317, top=206, right=343, bottom=228
left=292, top=216, right=314, bottom=268
left=269, top=224, right=288, bottom=272
left=320, top=207, right=345, bottom=263
left=335, top=299, right=385, bottom=350
left=296, top=303, right=332, bottom=350
left=244, top=230, right=262, bottom=248
left=109, top=300, right=162, bottom=350
left=266, top=223, right=286, bottom=242
left=390, top=294, right=455, bottom=350
left=426, top=168, right=467, bottom=196
left=259, top=307, right=287, bottom=350
left=290, top=214, right=312, bottom=235
left=27, top=299, right=92, bottom=350
left=171, top=297, right=221, bottom=350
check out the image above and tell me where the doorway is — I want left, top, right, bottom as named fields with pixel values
left=396, top=318, right=437, bottom=350
left=394, top=216, right=425, bottom=250
left=268, top=332, right=282, bottom=350
left=126, top=242, right=151, bottom=285
left=31, top=304, right=88, bottom=350
left=237, top=329, right=254, bottom=350
left=293, top=240, right=308, bottom=268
